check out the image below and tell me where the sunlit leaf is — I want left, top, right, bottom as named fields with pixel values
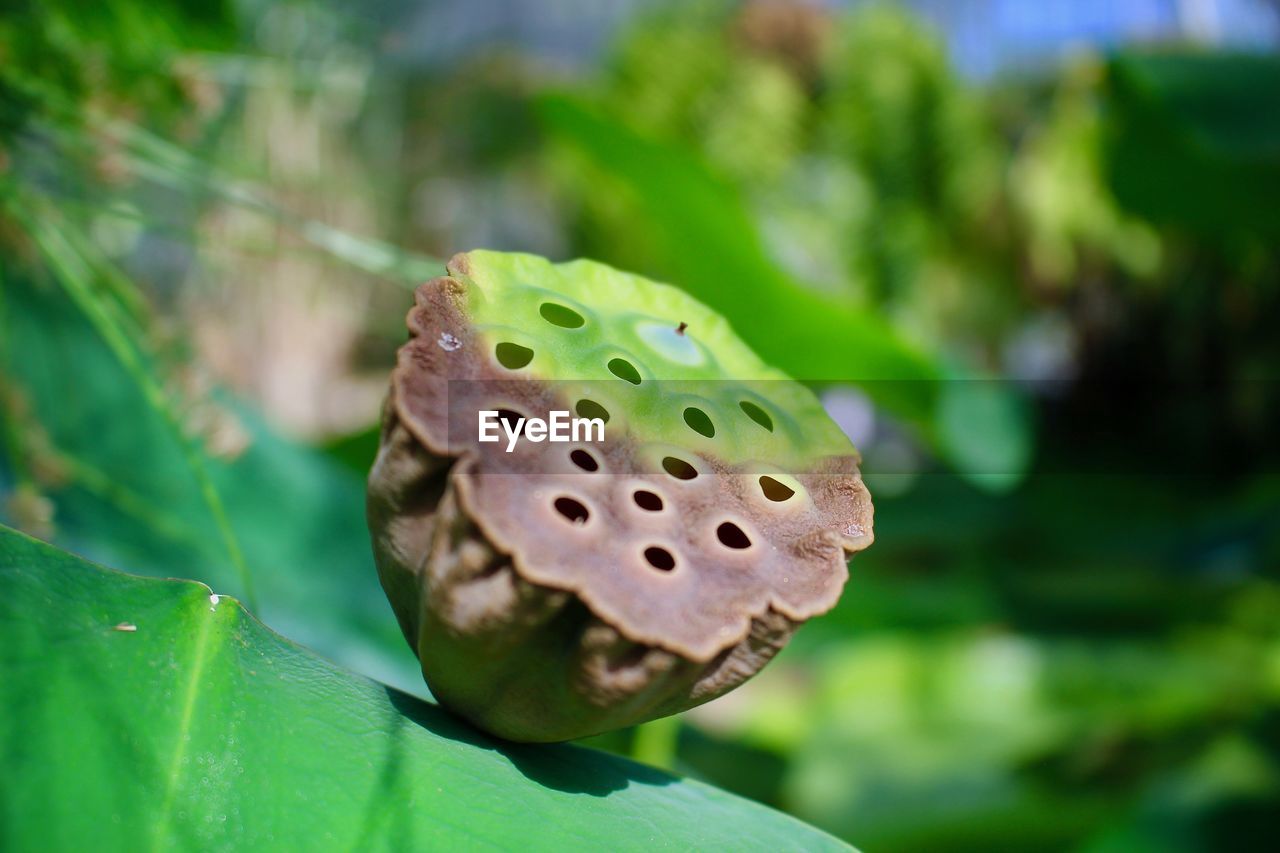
left=0, top=525, right=851, bottom=851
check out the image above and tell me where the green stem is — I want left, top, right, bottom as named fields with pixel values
left=631, top=715, right=682, bottom=771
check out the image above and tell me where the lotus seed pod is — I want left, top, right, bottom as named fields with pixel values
left=367, top=250, right=873, bottom=742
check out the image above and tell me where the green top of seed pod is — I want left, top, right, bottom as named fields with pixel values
left=452, top=250, right=856, bottom=472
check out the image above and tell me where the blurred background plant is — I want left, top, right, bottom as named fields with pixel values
left=2, top=0, right=1279, bottom=849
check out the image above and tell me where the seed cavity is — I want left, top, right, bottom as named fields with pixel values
left=495, top=342, right=534, bottom=370
left=662, top=456, right=698, bottom=481
left=633, top=490, right=663, bottom=511
left=497, top=409, right=525, bottom=436
left=683, top=407, right=715, bottom=438
left=575, top=399, right=610, bottom=424
left=644, top=546, right=676, bottom=572
left=740, top=401, right=774, bottom=432
left=607, top=357, right=642, bottom=385
left=554, top=496, right=590, bottom=525
left=759, top=475, right=795, bottom=502
left=540, top=302, right=585, bottom=329
left=717, top=522, right=751, bottom=550
left=570, top=449, right=599, bottom=472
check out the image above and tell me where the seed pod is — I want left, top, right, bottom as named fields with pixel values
left=367, top=251, right=873, bottom=742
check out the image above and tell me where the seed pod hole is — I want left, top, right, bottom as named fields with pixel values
left=644, top=546, right=676, bottom=572
left=497, top=409, right=525, bottom=436
left=633, top=490, right=664, bottom=511
left=494, top=342, right=534, bottom=370
left=569, top=449, right=599, bottom=472
left=683, top=407, right=715, bottom=438
left=553, top=496, right=590, bottom=525
left=716, top=522, right=752, bottom=550
left=759, top=475, right=795, bottom=502
left=575, top=399, right=610, bottom=424
left=540, top=302, right=585, bottom=329
left=662, top=456, right=698, bottom=481
left=740, top=401, right=774, bottom=432
left=607, top=358, right=642, bottom=385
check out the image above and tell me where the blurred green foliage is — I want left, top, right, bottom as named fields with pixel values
left=1106, top=51, right=1280, bottom=238
left=578, top=4, right=1015, bottom=355
left=3, top=0, right=1279, bottom=850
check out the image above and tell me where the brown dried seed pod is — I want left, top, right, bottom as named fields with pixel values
left=367, top=251, right=873, bottom=742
